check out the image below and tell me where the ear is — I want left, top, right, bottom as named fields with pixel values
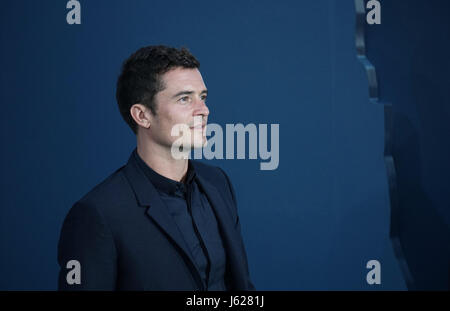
left=130, top=103, right=154, bottom=130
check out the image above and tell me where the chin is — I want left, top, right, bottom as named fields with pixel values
left=191, top=138, right=207, bottom=149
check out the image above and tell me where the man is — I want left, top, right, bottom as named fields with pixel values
left=57, top=45, right=255, bottom=291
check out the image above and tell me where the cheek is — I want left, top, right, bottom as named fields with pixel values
left=166, top=107, right=191, bottom=126
left=156, top=107, right=175, bottom=127
left=156, top=107, right=191, bottom=139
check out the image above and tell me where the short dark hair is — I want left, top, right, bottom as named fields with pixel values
left=116, top=45, right=200, bottom=134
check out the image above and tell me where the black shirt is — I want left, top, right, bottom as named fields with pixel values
left=133, top=149, right=227, bottom=290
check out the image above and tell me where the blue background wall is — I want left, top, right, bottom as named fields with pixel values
left=364, top=0, right=450, bottom=290
left=0, top=0, right=420, bottom=290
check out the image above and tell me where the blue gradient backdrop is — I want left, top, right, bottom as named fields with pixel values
left=0, top=0, right=408, bottom=290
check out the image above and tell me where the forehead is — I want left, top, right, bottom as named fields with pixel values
left=159, top=67, right=206, bottom=93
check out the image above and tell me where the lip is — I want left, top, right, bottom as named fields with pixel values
left=190, top=124, right=206, bottom=129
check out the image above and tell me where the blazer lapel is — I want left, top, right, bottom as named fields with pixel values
left=194, top=173, right=250, bottom=290
left=122, top=153, right=204, bottom=290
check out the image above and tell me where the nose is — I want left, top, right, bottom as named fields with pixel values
left=194, top=96, right=209, bottom=117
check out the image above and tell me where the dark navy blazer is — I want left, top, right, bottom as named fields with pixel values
left=57, top=151, right=255, bottom=290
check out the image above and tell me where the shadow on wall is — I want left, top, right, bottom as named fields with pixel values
left=395, top=12, right=450, bottom=289
left=393, top=113, right=450, bottom=290
left=363, top=0, right=450, bottom=290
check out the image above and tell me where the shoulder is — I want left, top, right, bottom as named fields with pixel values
left=66, top=165, right=132, bottom=222
left=81, top=166, right=130, bottom=203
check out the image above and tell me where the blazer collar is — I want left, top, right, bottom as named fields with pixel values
left=193, top=170, right=251, bottom=290
left=122, top=149, right=249, bottom=290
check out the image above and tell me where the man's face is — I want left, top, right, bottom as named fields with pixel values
left=148, top=67, right=209, bottom=153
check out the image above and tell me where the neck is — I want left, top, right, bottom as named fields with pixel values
left=137, top=134, right=188, bottom=183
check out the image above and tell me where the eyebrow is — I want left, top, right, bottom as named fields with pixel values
left=172, top=89, right=208, bottom=99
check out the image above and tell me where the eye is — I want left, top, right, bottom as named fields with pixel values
left=179, top=96, right=191, bottom=104
left=201, top=95, right=207, bottom=102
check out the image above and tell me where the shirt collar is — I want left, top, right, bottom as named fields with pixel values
left=133, top=148, right=196, bottom=196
